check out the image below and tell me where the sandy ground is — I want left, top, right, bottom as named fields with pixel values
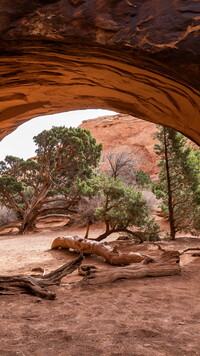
left=0, top=224, right=200, bottom=356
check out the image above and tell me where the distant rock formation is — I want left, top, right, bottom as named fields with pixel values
left=80, top=114, right=158, bottom=179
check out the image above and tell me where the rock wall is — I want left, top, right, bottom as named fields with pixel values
left=80, top=114, right=158, bottom=178
left=0, top=0, right=200, bottom=144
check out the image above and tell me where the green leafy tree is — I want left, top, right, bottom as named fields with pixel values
left=135, top=169, right=152, bottom=188
left=79, top=175, right=160, bottom=242
left=187, top=146, right=200, bottom=230
left=0, top=127, right=102, bottom=233
left=153, top=126, right=200, bottom=240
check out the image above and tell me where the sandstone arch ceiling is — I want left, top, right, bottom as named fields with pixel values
left=0, top=0, right=200, bottom=144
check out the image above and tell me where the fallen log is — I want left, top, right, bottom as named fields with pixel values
left=0, top=254, right=83, bottom=299
left=51, top=236, right=150, bottom=265
left=79, top=251, right=181, bottom=285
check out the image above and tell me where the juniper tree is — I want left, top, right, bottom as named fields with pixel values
left=0, top=127, right=102, bottom=233
left=79, top=174, right=160, bottom=242
left=153, top=126, right=200, bottom=240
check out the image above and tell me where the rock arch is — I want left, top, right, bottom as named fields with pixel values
left=0, top=0, right=200, bottom=144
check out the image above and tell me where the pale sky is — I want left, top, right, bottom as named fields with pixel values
left=0, top=109, right=116, bottom=161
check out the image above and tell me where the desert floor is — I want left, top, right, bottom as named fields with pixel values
left=0, top=224, right=200, bottom=356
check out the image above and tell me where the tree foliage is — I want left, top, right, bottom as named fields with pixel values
left=79, top=175, right=160, bottom=242
left=0, top=127, right=102, bottom=233
left=153, top=126, right=200, bottom=239
left=135, top=169, right=152, bottom=188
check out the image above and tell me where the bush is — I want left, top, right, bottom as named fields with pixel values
left=135, top=170, right=152, bottom=188
left=0, top=206, right=17, bottom=225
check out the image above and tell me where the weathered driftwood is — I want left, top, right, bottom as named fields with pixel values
left=79, top=251, right=181, bottom=285
left=51, top=236, right=150, bottom=265
left=0, top=254, right=83, bottom=299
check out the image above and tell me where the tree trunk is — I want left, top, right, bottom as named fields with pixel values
left=84, top=220, right=92, bottom=239
left=20, top=217, right=36, bottom=234
left=19, top=207, right=41, bottom=233
left=95, top=230, right=112, bottom=241
left=163, top=127, right=176, bottom=240
left=79, top=251, right=181, bottom=285
left=0, top=255, right=83, bottom=299
left=94, top=228, right=145, bottom=243
left=51, top=236, right=151, bottom=265
left=19, top=182, right=52, bottom=234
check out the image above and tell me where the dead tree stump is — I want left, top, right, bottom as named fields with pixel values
left=79, top=251, right=181, bottom=285
left=0, top=254, right=83, bottom=299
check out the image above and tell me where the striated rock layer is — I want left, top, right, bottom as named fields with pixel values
left=80, top=114, right=158, bottom=178
left=0, top=0, right=200, bottom=144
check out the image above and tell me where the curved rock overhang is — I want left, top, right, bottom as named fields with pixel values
left=0, top=0, right=200, bottom=144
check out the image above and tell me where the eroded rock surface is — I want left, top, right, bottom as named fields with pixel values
left=0, top=0, right=200, bottom=143
left=80, top=114, right=159, bottom=178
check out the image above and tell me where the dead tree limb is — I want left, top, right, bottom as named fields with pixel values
left=51, top=236, right=150, bottom=265
left=180, top=247, right=200, bottom=255
left=79, top=251, right=181, bottom=285
left=36, top=214, right=71, bottom=222
left=0, top=254, right=83, bottom=299
left=156, top=244, right=200, bottom=256
left=0, top=222, right=21, bottom=235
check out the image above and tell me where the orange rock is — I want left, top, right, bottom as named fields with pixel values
left=80, top=114, right=159, bottom=178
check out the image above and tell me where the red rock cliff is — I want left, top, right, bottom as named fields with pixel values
left=80, top=114, right=159, bottom=179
